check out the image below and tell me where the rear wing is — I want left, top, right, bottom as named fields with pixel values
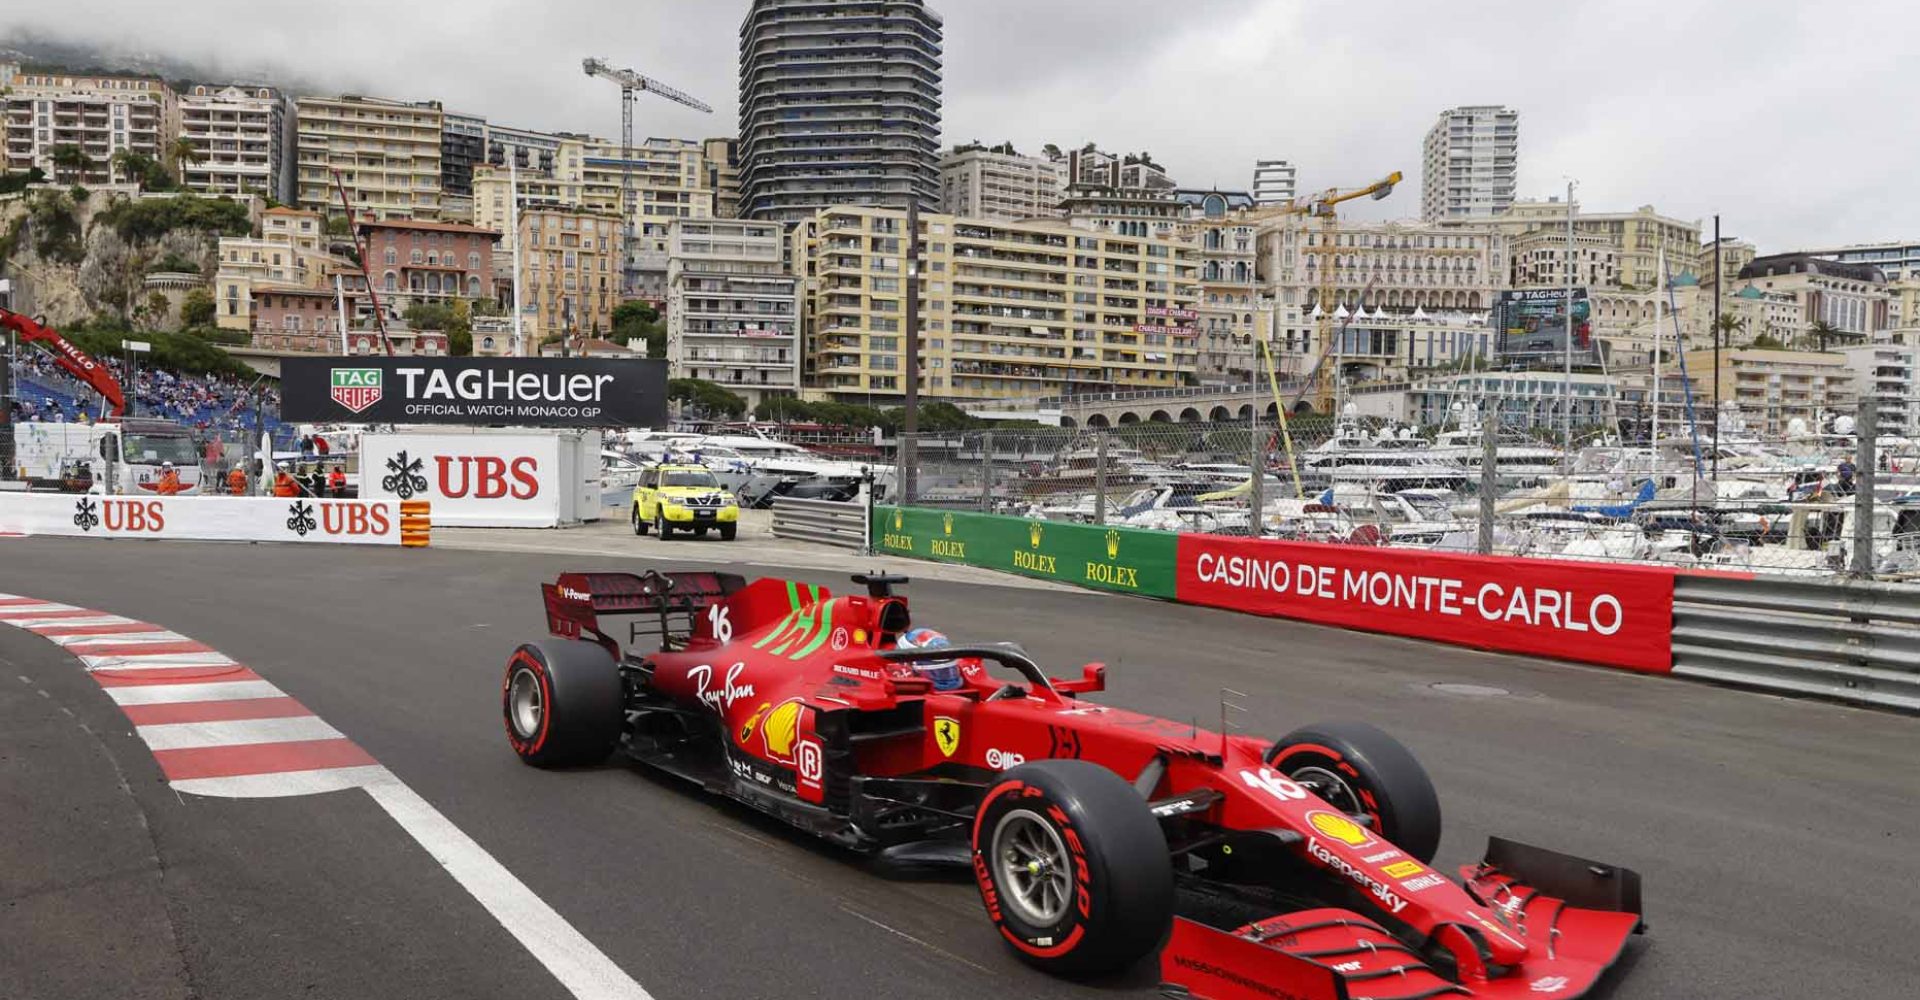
left=543, top=570, right=745, bottom=655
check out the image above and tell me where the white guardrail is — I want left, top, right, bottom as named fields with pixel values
left=769, top=497, right=867, bottom=551
left=1673, top=573, right=1920, bottom=711
left=0, top=493, right=430, bottom=547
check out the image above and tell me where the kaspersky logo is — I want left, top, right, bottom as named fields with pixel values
left=331, top=367, right=382, bottom=413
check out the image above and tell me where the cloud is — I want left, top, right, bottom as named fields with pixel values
left=8, top=0, right=1916, bottom=250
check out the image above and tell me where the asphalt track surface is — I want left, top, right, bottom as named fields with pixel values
left=2, top=536, right=1915, bottom=1000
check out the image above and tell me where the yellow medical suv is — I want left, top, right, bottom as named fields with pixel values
left=632, top=464, right=740, bottom=540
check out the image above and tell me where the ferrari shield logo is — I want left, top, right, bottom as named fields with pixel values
left=933, top=716, right=961, bottom=758
left=330, top=367, right=382, bottom=413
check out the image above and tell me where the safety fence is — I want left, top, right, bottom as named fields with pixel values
left=770, top=497, right=868, bottom=551
left=1672, top=573, right=1920, bottom=711
left=873, top=505, right=1673, bottom=673
left=0, top=493, right=429, bottom=547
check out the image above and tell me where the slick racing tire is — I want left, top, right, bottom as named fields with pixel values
left=1267, top=721, right=1441, bottom=864
left=632, top=505, right=649, bottom=535
left=973, top=760, right=1172, bottom=976
left=503, top=640, right=622, bottom=767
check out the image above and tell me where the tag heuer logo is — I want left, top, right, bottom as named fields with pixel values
left=331, top=367, right=382, bottom=413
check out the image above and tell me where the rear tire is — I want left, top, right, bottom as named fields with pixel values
left=503, top=640, right=622, bottom=767
left=1267, top=721, right=1441, bottom=864
left=972, top=760, right=1172, bottom=976
left=719, top=523, right=737, bottom=541
left=632, top=505, right=649, bottom=535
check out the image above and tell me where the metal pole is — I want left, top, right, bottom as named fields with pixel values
left=1852, top=397, right=1877, bottom=578
left=0, top=320, right=13, bottom=479
left=124, top=343, right=137, bottom=418
left=1093, top=431, right=1108, bottom=526
left=980, top=430, right=993, bottom=513
left=1248, top=406, right=1264, bottom=537
left=901, top=202, right=921, bottom=504
left=1478, top=405, right=1498, bottom=554
left=1562, top=179, right=1574, bottom=468
left=1711, top=214, right=1722, bottom=482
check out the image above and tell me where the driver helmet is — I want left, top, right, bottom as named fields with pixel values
left=895, top=627, right=961, bottom=691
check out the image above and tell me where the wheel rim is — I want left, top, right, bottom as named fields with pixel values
left=507, top=666, right=543, bottom=738
left=1288, top=764, right=1362, bottom=813
left=992, top=808, right=1074, bottom=926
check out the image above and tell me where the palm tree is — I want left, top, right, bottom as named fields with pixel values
left=110, top=148, right=145, bottom=187
left=166, top=137, right=201, bottom=181
left=1713, top=312, right=1742, bottom=348
left=47, top=143, right=93, bottom=184
left=1808, top=319, right=1841, bottom=352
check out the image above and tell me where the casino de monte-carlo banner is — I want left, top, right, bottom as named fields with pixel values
left=281, top=357, right=668, bottom=428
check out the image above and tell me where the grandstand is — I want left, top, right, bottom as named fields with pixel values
left=8, top=355, right=297, bottom=447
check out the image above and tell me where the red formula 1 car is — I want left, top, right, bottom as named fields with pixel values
left=503, top=570, right=1645, bottom=999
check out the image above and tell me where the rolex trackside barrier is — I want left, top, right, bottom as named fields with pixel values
left=871, top=505, right=1176, bottom=598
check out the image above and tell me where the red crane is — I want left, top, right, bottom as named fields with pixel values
left=1, top=307, right=128, bottom=417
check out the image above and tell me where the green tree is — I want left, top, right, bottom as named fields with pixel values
left=47, top=144, right=92, bottom=183
left=94, top=194, right=249, bottom=241
left=325, top=215, right=353, bottom=237
left=1807, top=319, right=1840, bottom=352
left=404, top=301, right=473, bottom=356
left=612, top=299, right=666, bottom=358
left=1749, top=333, right=1785, bottom=350
left=166, top=137, right=201, bottom=178
left=668, top=378, right=746, bottom=418
left=179, top=287, right=216, bottom=327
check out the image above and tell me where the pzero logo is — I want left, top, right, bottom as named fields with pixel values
left=73, top=496, right=100, bottom=531
left=286, top=500, right=318, bottom=537
left=331, top=367, right=383, bottom=413
left=1530, top=976, right=1570, bottom=994
left=382, top=451, right=429, bottom=499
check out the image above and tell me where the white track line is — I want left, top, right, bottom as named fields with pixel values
left=47, top=631, right=190, bottom=646
left=363, top=774, right=656, bottom=1000
left=82, top=653, right=239, bottom=670
left=168, top=764, right=391, bottom=799
left=136, top=715, right=346, bottom=751
left=104, top=679, right=285, bottom=706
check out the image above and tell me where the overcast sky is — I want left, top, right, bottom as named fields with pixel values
left=9, top=0, right=1912, bottom=251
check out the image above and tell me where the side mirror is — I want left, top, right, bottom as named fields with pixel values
left=1053, top=662, right=1107, bottom=696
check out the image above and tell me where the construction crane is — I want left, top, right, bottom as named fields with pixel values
left=582, top=58, right=713, bottom=301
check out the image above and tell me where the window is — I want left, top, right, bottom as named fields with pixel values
left=384, top=271, right=397, bottom=291
left=410, top=249, right=423, bottom=264
left=468, top=252, right=480, bottom=269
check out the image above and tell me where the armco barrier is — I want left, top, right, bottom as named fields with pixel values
left=771, top=497, right=867, bottom=550
left=873, top=505, right=1175, bottom=597
left=0, top=492, right=429, bottom=547
left=873, top=506, right=1672, bottom=673
left=1673, top=573, right=1920, bottom=710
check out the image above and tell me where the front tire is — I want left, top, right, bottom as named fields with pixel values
left=1267, top=721, right=1441, bottom=864
left=719, top=523, right=737, bottom=541
left=503, top=640, right=622, bottom=767
left=973, top=760, right=1172, bottom=976
left=655, top=510, right=672, bottom=539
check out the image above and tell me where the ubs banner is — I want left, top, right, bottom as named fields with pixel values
left=281, top=357, right=668, bottom=428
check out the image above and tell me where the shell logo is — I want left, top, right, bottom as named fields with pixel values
left=1028, top=521, right=1043, bottom=548
left=1105, top=528, right=1120, bottom=559
left=1307, top=809, right=1374, bottom=847
left=761, top=699, right=805, bottom=761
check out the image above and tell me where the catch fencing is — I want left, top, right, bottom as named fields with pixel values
left=886, top=396, right=1920, bottom=583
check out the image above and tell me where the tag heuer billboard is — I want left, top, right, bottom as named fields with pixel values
left=282, top=357, right=668, bottom=428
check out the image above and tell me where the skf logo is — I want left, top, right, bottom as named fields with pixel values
left=941, top=512, right=953, bottom=536
left=1105, top=528, right=1120, bottom=559
left=933, top=716, right=961, bottom=757
left=1028, top=521, right=1043, bottom=548
left=436, top=456, right=539, bottom=499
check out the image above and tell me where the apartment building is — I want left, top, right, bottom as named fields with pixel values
left=797, top=205, right=1200, bottom=402
left=1179, top=199, right=1264, bottom=384
left=738, top=0, right=944, bottom=222
left=515, top=207, right=621, bottom=346
left=2, top=72, right=178, bottom=184
left=1803, top=239, right=1920, bottom=282
left=1840, top=343, right=1919, bottom=436
left=667, top=218, right=799, bottom=404
left=578, top=136, right=714, bottom=298
left=439, top=110, right=487, bottom=222
left=1056, top=147, right=1181, bottom=238
left=177, top=84, right=293, bottom=202
left=1421, top=105, right=1518, bottom=222
left=214, top=206, right=347, bottom=332
left=295, top=95, right=443, bottom=219
left=939, top=144, right=1065, bottom=221
left=1737, top=253, right=1890, bottom=349
left=1683, top=348, right=1859, bottom=436
left=485, top=123, right=566, bottom=174
left=1488, top=199, right=1702, bottom=291
left=359, top=217, right=500, bottom=311
left=1251, top=159, right=1297, bottom=207
left=702, top=137, right=740, bottom=218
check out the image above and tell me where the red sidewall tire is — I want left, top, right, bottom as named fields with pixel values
left=1267, top=721, right=1442, bottom=864
left=971, top=760, right=1172, bottom=976
left=502, top=640, right=622, bottom=768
